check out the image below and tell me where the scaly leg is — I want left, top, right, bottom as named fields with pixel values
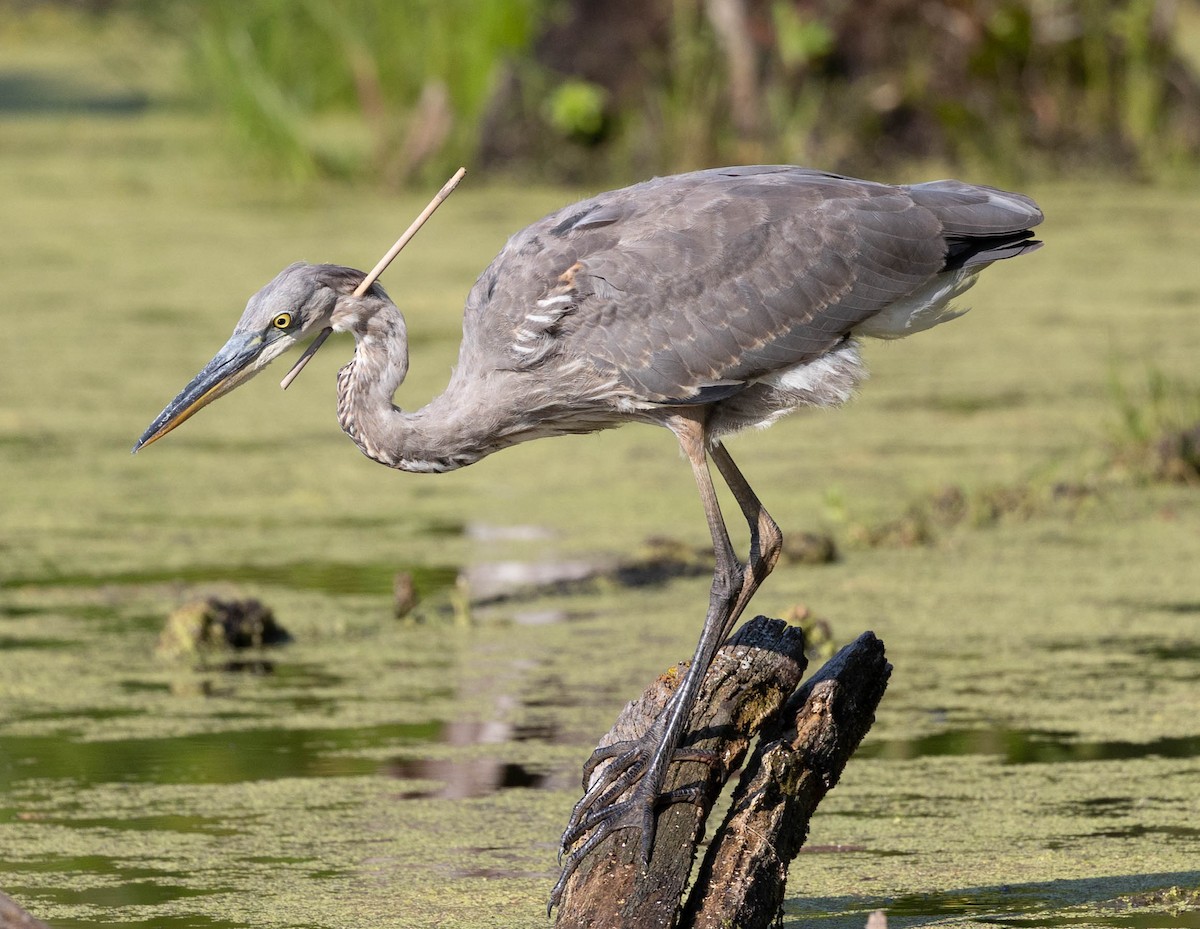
left=710, top=440, right=783, bottom=617
left=553, top=416, right=755, bottom=906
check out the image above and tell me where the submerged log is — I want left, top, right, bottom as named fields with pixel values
left=554, top=619, right=890, bottom=929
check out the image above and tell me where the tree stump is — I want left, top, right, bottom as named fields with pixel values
left=554, top=617, right=890, bottom=928
left=683, top=630, right=891, bottom=928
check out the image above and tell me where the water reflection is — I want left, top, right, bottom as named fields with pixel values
left=0, top=722, right=438, bottom=788
left=793, top=874, right=1200, bottom=929
left=461, top=559, right=613, bottom=603
left=0, top=636, right=72, bottom=650
left=383, top=674, right=566, bottom=799
left=1, top=561, right=459, bottom=598
left=859, top=728, right=1200, bottom=764
left=389, top=757, right=552, bottom=799
left=986, top=912, right=1200, bottom=928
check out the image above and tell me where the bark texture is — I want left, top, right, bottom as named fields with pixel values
left=682, top=631, right=891, bottom=928
left=555, top=622, right=891, bottom=929
left=554, top=616, right=809, bottom=928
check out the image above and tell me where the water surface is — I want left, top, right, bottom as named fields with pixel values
left=2, top=25, right=1200, bottom=929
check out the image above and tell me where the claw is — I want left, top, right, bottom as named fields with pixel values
left=551, top=732, right=722, bottom=912
left=549, top=810, right=619, bottom=911
left=580, top=739, right=627, bottom=788
left=560, top=745, right=646, bottom=854
left=551, top=780, right=661, bottom=911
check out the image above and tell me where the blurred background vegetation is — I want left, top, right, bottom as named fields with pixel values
left=10, top=0, right=1200, bottom=186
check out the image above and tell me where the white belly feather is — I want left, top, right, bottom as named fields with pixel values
left=851, top=267, right=981, bottom=339
left=706, top=266, right=985, bottom=439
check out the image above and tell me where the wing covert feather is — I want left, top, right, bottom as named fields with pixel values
left=457, top=167, right=1037, bottom=404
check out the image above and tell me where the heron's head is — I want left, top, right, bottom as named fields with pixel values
left=134, top=262, right=379, bottom=452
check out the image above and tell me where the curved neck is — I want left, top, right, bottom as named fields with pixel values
left=332, top=297, right=485, bottom=473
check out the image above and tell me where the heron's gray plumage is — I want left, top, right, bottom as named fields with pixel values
left=137, top=164, right=1043, bottom=465
left=134, top=165, right=1043, bottom=901
left=443, top=165, right=1040, bottom=450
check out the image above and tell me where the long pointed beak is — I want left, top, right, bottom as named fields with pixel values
left=133, top=332, right=268, bottom=453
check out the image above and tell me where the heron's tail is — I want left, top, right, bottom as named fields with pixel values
left=903, top=178, right=1044, bottom=271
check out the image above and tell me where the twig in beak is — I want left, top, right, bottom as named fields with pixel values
left=280, top=166, right=467, bottom=390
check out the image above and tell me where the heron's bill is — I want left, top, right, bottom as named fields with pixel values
left=132, top=332, right=268, bottom=453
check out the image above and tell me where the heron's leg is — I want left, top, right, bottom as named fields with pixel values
left=555, top=415, right=745, bottom=896
left=710, top=441, right=783, bottom=616
left=569, top=443, right=775, bottom=818
left=618, top=418, right=749, bottom=796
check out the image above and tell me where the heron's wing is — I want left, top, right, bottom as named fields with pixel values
left=563, top=169, right=950, bottom=403
left=463, top=167, right=1040, bottom=405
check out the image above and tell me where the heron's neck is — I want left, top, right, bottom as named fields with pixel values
left=334, top=301, right=486, bottom=473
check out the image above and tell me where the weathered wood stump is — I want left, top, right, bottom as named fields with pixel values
left=684, top=629, right=891, bottom=928
left=555, top=616, right=890, bottom=929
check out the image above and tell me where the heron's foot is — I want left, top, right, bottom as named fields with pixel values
left=548, top=737, right=716, bottom=912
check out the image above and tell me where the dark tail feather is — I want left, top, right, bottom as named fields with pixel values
left=944, top=231, right=1043, bottom=271
left=903, top=178, right=1044, bottom=272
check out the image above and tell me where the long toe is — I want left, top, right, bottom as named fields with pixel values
left=559, top=741, right=648, bottom=856
left=551, top=779, right=662, bottom=910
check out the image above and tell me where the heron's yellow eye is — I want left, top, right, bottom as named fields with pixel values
left=272, top=313, right=293, bottom=330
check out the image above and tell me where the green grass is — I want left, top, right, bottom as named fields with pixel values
left=2, top=20, right=1200, bottom=929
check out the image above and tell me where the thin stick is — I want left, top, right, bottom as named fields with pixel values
left=280, top=166, right=467, bottom=390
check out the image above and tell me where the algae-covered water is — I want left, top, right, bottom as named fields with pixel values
left=3, top=20, right=1200, bottom=929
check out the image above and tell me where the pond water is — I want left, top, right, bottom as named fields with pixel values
left=3, top=33, right=1200, bottom=928
left=4, top=529, right=1200, bottom=928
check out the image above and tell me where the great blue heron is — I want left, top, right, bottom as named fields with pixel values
left=134, top=165, right=1043, bottom=899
